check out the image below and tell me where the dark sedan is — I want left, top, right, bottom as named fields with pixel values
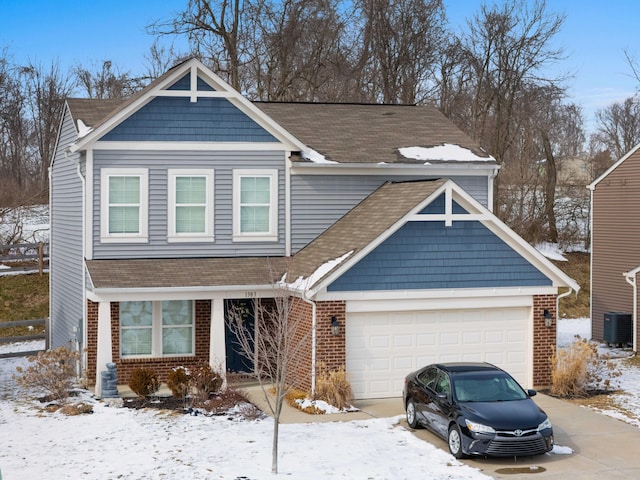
left=403, top=362, right=553, bottom=458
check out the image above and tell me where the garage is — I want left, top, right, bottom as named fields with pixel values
left=346, top=305, right=531, bottom=399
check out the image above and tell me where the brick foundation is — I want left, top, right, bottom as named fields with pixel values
left=86, top=299, right=211, bottom=386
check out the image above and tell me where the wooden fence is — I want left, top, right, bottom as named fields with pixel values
left=0, top=318, right=49, bottom=358
left=0, top=242, right=49, bottom=275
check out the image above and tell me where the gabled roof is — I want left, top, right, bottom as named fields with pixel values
left=67, top=58, right=307, bottom=153
left=257, top=102, right=495, bottom=165
left=588, top=143, right=640, bottom=189
left=63, top=58, right=496, bottom=167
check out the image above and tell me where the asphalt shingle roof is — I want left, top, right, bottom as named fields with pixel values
left=256, top=102, right=492, bottom=164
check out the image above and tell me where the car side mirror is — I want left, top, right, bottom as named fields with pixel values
left=436, top=393, right=449, bottom=401
left=527, top=389, right=537, bottom=397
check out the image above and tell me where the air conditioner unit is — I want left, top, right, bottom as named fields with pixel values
left=603, top=312, right=633, bottom=346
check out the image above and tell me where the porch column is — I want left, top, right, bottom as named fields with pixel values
left=210, top=299, right=226, bottom=374
left=94, top=301, right=113, bottom=397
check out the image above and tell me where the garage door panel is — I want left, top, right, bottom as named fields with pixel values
left=346, top=307, right=530, bottom=399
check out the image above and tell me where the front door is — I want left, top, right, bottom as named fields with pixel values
left=224, top=299, right=255, bottom=373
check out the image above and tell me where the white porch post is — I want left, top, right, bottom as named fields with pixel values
left=94, top=301, right=113, bottom=397
left=210, top=299, right=226, bottom=376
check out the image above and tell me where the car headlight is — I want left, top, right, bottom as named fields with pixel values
left=538, top=418, right=552, bottom=431
left=465, top=419, right=496, bottom=434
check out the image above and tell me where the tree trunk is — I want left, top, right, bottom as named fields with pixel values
left=542, top=137, right=558, bottom=243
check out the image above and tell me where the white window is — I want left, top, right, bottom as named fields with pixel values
left=120, top=300, right=194, bottom=358
left=168, top=169, right=214, bottom=242
left=100, top=168, right=148, bottom=243
left=233, top=169, right=278, bottom=242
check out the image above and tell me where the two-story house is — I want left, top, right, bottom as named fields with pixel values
left=49, top=59, right=578, bottom=399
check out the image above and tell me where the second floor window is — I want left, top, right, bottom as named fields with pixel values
left=233, top=169, right=278, bottom=242
left=100, top=168, right=148, bottom=243
left=168, top=169, right=214, bottom=242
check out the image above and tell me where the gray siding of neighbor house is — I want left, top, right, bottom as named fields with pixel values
left=290, top=174, right=487, bottom=252
left=591, top=149, right=640, bottom=346
left=328, top=196, right=550, bottom=291
left=91, top=149, right=287, bottom=259
left=50, top=110, right=85, bottom=349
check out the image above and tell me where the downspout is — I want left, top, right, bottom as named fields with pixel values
left=299, top=295, right=317, bottom=396
left=623, top=271, right=638, bottom=354
left=556, top=288, right=573, bottom=323
left=487, top=167, right=499, bottom=212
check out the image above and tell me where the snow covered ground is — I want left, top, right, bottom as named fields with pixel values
left=1, top=318, right=639, bottom=479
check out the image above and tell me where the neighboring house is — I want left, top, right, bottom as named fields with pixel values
left=589, top=144, right=640, bottom=353
left=49, top=58, right=578, bottom=399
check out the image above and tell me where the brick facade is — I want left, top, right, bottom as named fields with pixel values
left=532, top=294, right=557, bottom=387
left=86, top=299, right=211, bottom=386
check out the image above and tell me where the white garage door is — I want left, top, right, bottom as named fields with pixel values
left=346, top=307, right=530, bottom=399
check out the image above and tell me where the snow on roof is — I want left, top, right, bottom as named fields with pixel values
left=399, top=144, right=493, bottom=163
left=77, top=119, right=93, bottom=138
left=302, top=148, right=338, bottom=164
left=283, top=250, right=353, bottom=290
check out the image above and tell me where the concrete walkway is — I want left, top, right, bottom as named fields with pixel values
left=243, top=385, right=640, bottom=479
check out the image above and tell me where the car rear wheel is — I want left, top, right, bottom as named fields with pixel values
left=448, top=424, right=464, bottom=459
left=406, top=399, right=420, bottom=429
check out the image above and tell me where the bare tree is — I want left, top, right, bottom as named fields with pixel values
left=21, top=60, right=74, bottom=195
left=148, top=0, right=244, bottom=91
left=593, top=96, right=640, bottom=160
left=354, top=0, right=446, bottom=104
left=226, top=274, right=312, bottom=474
left=74, top=60, right=143, bottom=99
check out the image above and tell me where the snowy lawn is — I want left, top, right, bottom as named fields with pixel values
left=1, top=318, right=639, bottom=479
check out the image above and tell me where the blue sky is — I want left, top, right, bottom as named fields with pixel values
left=2, top=0, right=639, bottom=131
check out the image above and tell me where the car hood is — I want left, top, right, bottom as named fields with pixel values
left=460, top=399, right=547, bottom=430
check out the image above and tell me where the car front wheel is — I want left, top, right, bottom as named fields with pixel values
left=448, top=424, right=465, bottom=459
left=406, top=399, right=420, bottom=429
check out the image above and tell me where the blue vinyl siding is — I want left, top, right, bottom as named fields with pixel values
left=100, top=96, right=278, bottom=142
left=420, top=194, right=466, bottom=214
left=327, top=219, right=551, bottom=292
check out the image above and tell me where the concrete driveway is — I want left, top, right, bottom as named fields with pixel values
left=358, top=393, right=640, bottom=480
left=245, top=385, right=640, bottom=479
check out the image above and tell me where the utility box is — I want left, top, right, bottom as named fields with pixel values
left=603, top=312, right=633, bottom=346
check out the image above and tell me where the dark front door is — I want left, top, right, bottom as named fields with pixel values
left=224, top=299, right=255, bottom=373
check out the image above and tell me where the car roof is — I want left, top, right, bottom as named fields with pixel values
left=432, top=362, right=505, bottom=375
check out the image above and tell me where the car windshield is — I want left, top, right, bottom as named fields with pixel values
left=452, top=372, right=528, bottom=402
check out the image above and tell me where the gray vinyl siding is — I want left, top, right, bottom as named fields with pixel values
left=290, top=174, right=487, bottom=252
left=50, top=109, right=85, bottom=349
left=92, top=149, right=287, bottom=259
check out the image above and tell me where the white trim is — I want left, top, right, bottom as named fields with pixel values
left=317, top=286, right=557, bottom=303
left=285, top=152, right=292, bottom=256
left=210, top=299, right=226, bottom=373
left=91, top=141, right=287, bottom=151
left=85, top=150, right=93, bottom=259
left=232, top=169, right=279, bottom=242
left=167, top=169, right=215, bottom=242
left=156, top=90, right=233, bottom=99
left=86, top=285, right=275, bottom=303
left=289, top=163, right=499, bottom=177
left=119, top=300, right=196, bottom=359
left=95, top=301, right=112, bottom=397
left=99, top=168, right=149, bottom=243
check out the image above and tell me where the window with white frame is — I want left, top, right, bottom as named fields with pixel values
left=120, top=300, right=194, bottom=358
left=233, top=169, right=278, bottom=241
left=168, top=169, right=214, bottom=242
left=100, top=168, right=148, bottom=242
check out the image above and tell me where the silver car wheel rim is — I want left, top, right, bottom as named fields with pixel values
left=407, top=402, right=415, bottom=424
left=449, top=429, right=461, bottom=454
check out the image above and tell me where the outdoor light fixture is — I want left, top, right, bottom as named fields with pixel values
left=330, top=316, right=341, bottom=336
left=543, top=309, right=553, bottom=328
